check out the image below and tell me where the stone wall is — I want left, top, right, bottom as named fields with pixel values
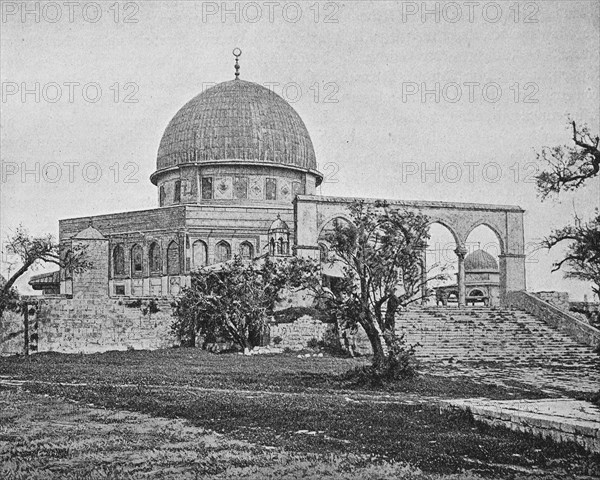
left=0, top=309, right=24, bottom=356
left=33, top=295, right=177, bottom=354
left=532, top=291, right=570, bottom=312
left=505, top=290, right=600, bottom=348
left=270, top=315, right=334, bottom=350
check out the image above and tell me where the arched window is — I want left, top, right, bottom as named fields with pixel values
left=240, top=241, right=254, bottom=260
left=174, top=180, right=181, bottom=203
left=167, top=241, right=180, bottom=275
left=131, top=244, right=143, bottom=275
left=113, top=245, right=125, bottom=276
left=277, top=238, right=284, bottom=255
left=149, top=242, right=161, bottom=274
left=269, top=238, right=275, bottom=256
left=192, top=240, right=208, bottom=268
left=216, top=241, right=231, bottom=264
left=159, top=186, right=166, bottom=206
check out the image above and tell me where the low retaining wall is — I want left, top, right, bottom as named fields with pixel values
left=445, top=398, right=600, bottom=453
left=0, top=295, right=177, bottom=354
left=505, top=291, right=600, bottom=348
left=0, top=309, right=25, bottom=356
left=36, top=295, right=178, bottom=353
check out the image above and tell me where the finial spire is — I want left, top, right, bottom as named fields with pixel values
left=233, top=48, right=242, bottom=79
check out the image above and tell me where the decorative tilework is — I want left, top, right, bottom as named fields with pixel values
left=214, top=177, right=233, bottom=200
left=248, top=177, right=264, bottom=200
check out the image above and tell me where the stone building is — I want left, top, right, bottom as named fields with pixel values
left=24, top=53, right=528, bottom=352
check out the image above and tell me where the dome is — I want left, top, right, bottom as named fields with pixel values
left=464, top=249, right=498, bottom=272
left=154, top=79, right=319, bottom=181
left=72, top=225, right=106, bottom=240
left=269, top=215, right=290, bottom=232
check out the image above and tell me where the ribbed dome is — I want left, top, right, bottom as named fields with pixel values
left=155, top=80, right=317, bottom=174
left=464, top=249, right=498, bottom=271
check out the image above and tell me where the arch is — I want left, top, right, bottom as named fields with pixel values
left=465, top=221, right=505, bottom=254
left=426, top=222, right=459, bottom=289
left=239, top=241, right=254, bottom=260
left=426, top=219, right=461, bottom=247
left=468, top=288, right=485, bottom=297
left=192, top=240, right=208, bottom=268
left=174, top=180, right=182, bottom=203
left=215, top=241, right=231, bottom=264
left=131, top=244, right=143, bottom=275
left=317, top=214, right=354, bottom=240
left=113, top=245, right=125, bottom=276
left=167, top=241, right=181, bottom=275
left=269, top=238, right=276, bottom=256
left=149, top=242, right=161, bottom=274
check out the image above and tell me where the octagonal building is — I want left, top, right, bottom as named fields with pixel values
left=52, top=57, right=526, bottom=305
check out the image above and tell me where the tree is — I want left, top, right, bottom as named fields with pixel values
left=535, top=119, right=599, bottom=199
left=173, top=256, right=317, bottom=352
left=318, top=200, right=446, bottom=377
left=542, top=211, right=600, bottom=300
left=534, top=119, right=600, bottom=300
left=0, top=225, right=91, bottom=318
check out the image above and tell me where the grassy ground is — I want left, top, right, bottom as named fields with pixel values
left=1, top=349, right=598, bottom=479
left=0, top=348, right=553, bottom=398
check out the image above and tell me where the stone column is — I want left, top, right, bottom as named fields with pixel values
left=421, top=248, right=428, bottom=305
left=455, top=246, right=467, bottom=307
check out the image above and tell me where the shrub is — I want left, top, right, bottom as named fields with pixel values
left=272, top=336, right=283, bottom=345
left=306, top=337, right=319, bottom=349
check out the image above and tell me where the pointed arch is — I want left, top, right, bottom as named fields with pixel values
left=465, top=221, right=505, bottom=254
left=167, top=241, right=180, bottom=275
left=239, top=241, right=254, bottom=260
left=192, top=240, right=208, bottom=268
left=149, top=242, right=161, bottom=274
left=215, top=241, right=231, bottom=263
left=131, top=244, right=143, bottom=275
left=113, top=245, right=125, bottom=276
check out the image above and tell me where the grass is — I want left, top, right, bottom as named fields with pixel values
left=1, top=349, right=598, bottom=478
left=0, top=348, right=551, bottom=399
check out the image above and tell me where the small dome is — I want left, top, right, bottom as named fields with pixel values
left=73, top=225, right=106, bottom=240
left=269, top=215, right=289, bottom=232
left=464, top=249, right=498, bottom=271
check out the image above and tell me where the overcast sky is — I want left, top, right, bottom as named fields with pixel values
left=1, top=0, right=599, bottom=299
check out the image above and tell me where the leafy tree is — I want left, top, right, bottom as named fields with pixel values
left=173, top=256, right=318, bottom=352
left=535, top=119, right=599, bottom=199
left=542, top=211, right=600, bottom=300
left=0, top=225, right=91, bottom=318
left=317, top=200, right=446, bottom=378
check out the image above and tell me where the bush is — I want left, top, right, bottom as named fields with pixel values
left=318, top=328, right=344, bottom=356
left=306, top=337, right=320, bottom=349
left=272, top=336, right=283, bottom=345
left=342, top=334, right=418, bottom=387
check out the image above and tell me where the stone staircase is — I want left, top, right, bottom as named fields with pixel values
left=394, top=306, right=599, bottom=368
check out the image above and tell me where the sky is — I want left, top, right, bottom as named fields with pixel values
left=1, top=0, right=599, bottom=300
